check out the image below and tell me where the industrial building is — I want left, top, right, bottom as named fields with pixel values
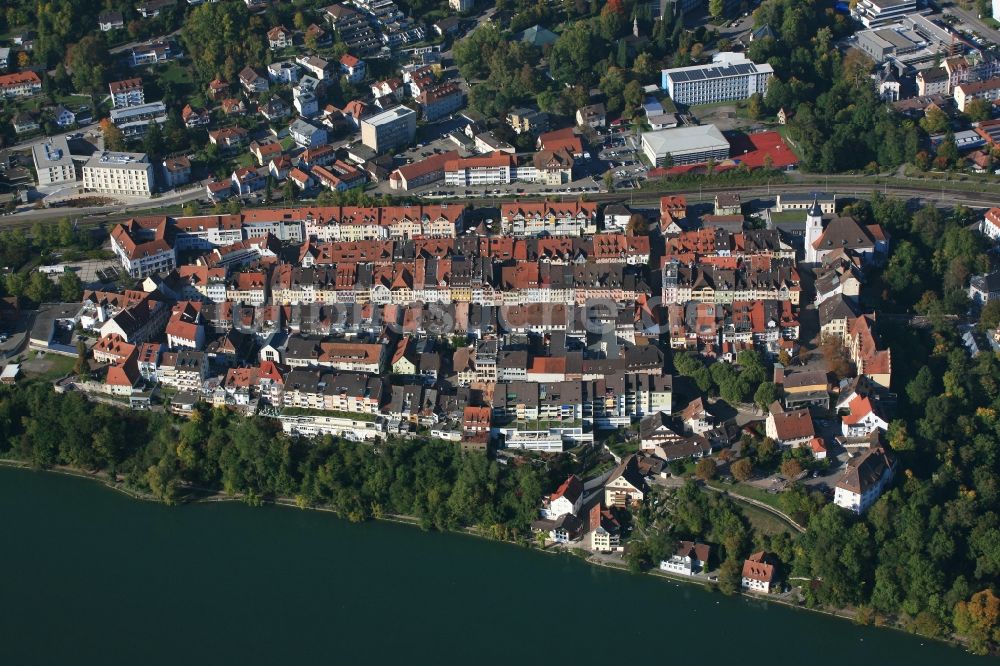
left=641, top=124, right=730, bottom=167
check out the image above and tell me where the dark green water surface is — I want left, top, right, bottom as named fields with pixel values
left=0, top=466, right=989, bottom=665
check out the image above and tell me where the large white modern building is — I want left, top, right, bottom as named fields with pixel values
left=641, top=124, right=730, bottom=167
left=360, top=106, right=417, bottom=154
left=661, top=53, right=773, bottom=105
left=852, top=0, right=917, bottom=29
left=82, top=151, right=155, bottom=197
left=31, top=136, right=77, bottom=186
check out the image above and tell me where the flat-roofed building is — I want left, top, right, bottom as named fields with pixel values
left=641, top=124, right=729, bottom=167
left=109, top=101, right=167, bottom=138
left=82, top=151, right=154, bottom=197
left=360, top=105, right=417, bottom=154
left=661, top=53, right=773, bottom=105
left=31, top=136, right=77, bottom=186
left=852, top=0, right=917, bottom=28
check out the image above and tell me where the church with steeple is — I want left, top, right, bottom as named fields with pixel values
left=803, top=197, right=888, bottom=265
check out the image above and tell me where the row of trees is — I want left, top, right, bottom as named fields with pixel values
left=0, top=383, right=550, bottom=538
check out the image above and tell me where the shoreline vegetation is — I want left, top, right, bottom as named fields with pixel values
left=0, top=459, right=976, bottom=656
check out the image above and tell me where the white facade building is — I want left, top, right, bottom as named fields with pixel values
left=852, top=0, right=917, bottom=29
left=661, top=53, right=773, bottom=105
left=833, top=446, right=896, bottom=514
left=82, top=152, right=154, bottom=197
left=31, top=136, right=77, bottom=186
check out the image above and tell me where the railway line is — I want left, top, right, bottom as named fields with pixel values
left=3, top=178, right=1000, bottom=233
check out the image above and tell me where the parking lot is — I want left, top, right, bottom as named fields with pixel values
left=597, top=126, right=647, bottom=189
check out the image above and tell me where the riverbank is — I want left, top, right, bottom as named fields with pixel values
left=0, top=459, right=979, bottom=657
left=2, top=465, right=985, bottom=666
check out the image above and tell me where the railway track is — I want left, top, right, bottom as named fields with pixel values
left=3, top=179, right=999, bottom=233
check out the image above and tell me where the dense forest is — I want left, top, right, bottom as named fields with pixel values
left=0, top=383, right=547, bottom=537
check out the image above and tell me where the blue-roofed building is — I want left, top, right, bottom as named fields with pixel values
left=514, top=25, right=558, bottom=47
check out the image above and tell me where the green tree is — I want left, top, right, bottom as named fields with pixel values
left=550, top=21, right=599, bottom=86
left=980, top=299, right=1000, bottom=331
left=143, top=121, right=164, bottom=160
left=182, top=2, right=266, bottom=84
left=65, top=34, right=108, bottom=94
left=754, top=382, right=782, bottom=411
left=25, top=271, right=56, bottom=304
left=59, top=271, right=82, bottom=302
left=74, top=339, right=89, bottom=379
left=718, top=557, right=743, bottom=594
left=56, top=218, right=76, bottom=247
left=964, top=98, right=992, bottom=123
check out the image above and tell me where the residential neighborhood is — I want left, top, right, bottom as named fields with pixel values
left=3, top=0, right=1000, bottom=657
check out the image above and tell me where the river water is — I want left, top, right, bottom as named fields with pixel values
left=0, top=467, right=988, bottom=665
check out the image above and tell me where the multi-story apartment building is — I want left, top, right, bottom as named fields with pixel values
left=0, top=71, right=42, bottom=97
left=31, top=137, right=76, bottom=186
left=109, top=101, right=167, bottom=138
left=418, top=83, right=464, bottom=121
left=109, top=78, right=145, bottom=108
left=110, top=217, right=176, bottom=278
left=158, top=350, right=208, bottom=392
left=360, top=106, right=417, bottom=153
left=500, top=200, right=599, bottom=238
left=444, top=152, right=515, bottom=186
left=661, top=53, right=773, bottom=105
left=82, top=151, right=155, bottom=197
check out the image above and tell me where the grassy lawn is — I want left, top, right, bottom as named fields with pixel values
left=20, top=353, right=76, bottom=383
left=707, top=479, right=786, bottom=511
left=607, top=437, right=640, bottom=459
left=156, top=61, right=193, bottom=86
left=280, top=136, right=296, bottom=151
left=769, top=210, right=807, bottom=224
left=737, top=502, right=795, bottom=536
left=234, top=152, right=257, bottom=168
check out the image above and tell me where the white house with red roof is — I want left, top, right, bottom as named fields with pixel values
left=981, top=207, right=1000, bottom=241
left=106, top=353, right=141, bottom=396
left=660, top=540, right=711, bottom=575
left=841, top=395, right=889, bottom=437
left=339, top=54, right=366, bottom=83
left=765, top=401, right=815, bottom=448
left=541, top=474, right=584, bottom=519
left=741, top=551, right=777, bottom=593
left=166, top=301, right=205, bottom=350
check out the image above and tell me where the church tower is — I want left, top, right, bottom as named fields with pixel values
left=804, top=198, right=824, bottom=264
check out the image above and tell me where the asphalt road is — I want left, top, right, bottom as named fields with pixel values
left=940, top=1, right=1000, bottom=45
